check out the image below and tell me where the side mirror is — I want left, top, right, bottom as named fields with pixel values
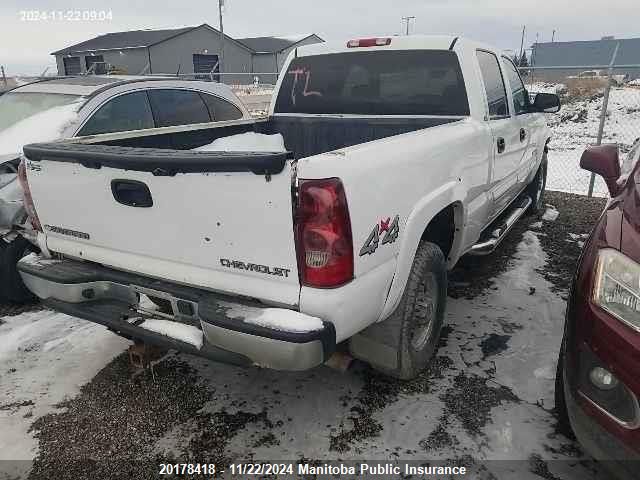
left=532, top=93, right=561, bottom=113
left=580, top=144, right=621, bottom=196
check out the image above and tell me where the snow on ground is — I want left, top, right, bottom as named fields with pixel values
left=0, top=311, right=127, bottom=465
left=194, top=132, right=286, bottom=152
left=0, top=101, right=82, bottom=156
left=529, top=84, right=640, bottom=197
left=542, top=205, right=560, bottom=221
left=151, top=223, right=605, bottom=478
left=0, top=203, right=608, bottom=478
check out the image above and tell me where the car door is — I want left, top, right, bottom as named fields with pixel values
left=476, top=50, right=523, bottom=219
left=502, top=56, right=538, bottom=190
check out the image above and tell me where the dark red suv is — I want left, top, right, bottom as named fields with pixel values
left=556, top=140, right=640, bottom=479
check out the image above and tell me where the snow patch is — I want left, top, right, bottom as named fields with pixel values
left=529, top=221, right=543, bottom=229
left=19, top=252, right=62, bottom=267
left=219, top=302, right=324, bottom=333
left=0, top=310, right=127, bottom=460
left=0, top=101, right=82, bottom=156
left=194, top=132, right=286, bottom=153
left=140, top=320, right=204, bottom=349
left=542, top=206, right=559, bottom=221
left=533, top=364, right=556, bottom=380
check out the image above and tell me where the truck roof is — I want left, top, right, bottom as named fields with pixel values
left=293, top=35, right=495, bottom=57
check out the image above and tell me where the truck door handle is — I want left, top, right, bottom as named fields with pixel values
left=520, top=128, right=527, bottom=142
left=111, top=179, right=153, bottom=208
left=497, top=137, right=506, bottom=154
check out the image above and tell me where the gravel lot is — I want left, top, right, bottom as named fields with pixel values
left=0, top=191, right=611, bottom=479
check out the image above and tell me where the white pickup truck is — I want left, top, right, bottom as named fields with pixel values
left=17, top=36, right=560, bottom=379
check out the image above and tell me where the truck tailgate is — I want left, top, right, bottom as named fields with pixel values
left=22, top=143, right=300, bottom=306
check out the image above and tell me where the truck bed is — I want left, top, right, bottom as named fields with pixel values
left=84, top=116, right=462, bottom=159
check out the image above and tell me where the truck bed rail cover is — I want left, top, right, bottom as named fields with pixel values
left=22, top=142, right=291, bottom=176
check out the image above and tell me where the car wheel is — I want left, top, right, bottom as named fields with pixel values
left=0, top=236, right=37, bottom=303
left=375, top=241, right=447, bottom=380
left=555, top=339, right=575, bottom=439
left=527, top=152, right=548, bottom=214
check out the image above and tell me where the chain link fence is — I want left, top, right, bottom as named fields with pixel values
left=523, top=65, right=640, bottom=197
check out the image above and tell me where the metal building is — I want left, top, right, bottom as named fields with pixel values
left=530, top=37, right=640, bottom=82
left=52, top=24, right=323, bottom=84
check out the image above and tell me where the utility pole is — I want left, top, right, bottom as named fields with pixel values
left=551, top=29, right=556, bottom=42
left=0, top=66, right=6, bottom=88
left=519, top=25, right=526, bottom=60
left=218, top=0, right=225, bottom=79
left=402, top=16, right=415, bottom=36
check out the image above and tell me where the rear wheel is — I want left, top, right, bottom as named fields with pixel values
left=527, top=152, right=548, bottom=214
left=0, top=236, right=37, bottom=303
left=374, top=242, right=447, bottom=380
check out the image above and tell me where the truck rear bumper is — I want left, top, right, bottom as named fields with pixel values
left=18, top=254, right=335, bottom=371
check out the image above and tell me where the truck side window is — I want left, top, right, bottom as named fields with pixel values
left=476, top=50, right=509, bottom=119
left=78, top=91, right=155, bottom=136
left=147, top=89, right=211, bottom=127
left=201, top=94, right=243, bottom=121
left=502, top=58, right=529, bottom=115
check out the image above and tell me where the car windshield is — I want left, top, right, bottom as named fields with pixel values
left=0, top=92, right=83, bottom=133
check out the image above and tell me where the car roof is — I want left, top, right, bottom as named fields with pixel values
left=9, top=75, right=241, bottom=101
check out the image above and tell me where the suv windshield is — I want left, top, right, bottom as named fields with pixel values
left=274, top=50, right=469, bottom=116
left=0, top=92, right=82, bottom=133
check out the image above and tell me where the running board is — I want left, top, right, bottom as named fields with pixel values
left=467, top=196, right=532, bottom=256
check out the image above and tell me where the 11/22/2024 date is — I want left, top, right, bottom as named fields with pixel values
left=158, top=463, right=295, bottom=476
left=19, top=10, right=114, bottom=22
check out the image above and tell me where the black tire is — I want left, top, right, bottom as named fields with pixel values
left=376, top=242, right=447, bottom=380
left=0, top=236, right=37, bottom=303
left=527, top=152, right=548, bottom=214
left=555, top=339, right=575, bottom=439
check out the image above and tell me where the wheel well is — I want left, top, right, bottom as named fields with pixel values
left=420, top=204, right=459, bottom=260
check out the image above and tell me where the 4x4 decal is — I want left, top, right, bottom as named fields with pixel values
left=359, top=215, right=400, bottom=256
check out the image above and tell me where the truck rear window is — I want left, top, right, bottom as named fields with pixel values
left=274, top=50, right=469, bottom=116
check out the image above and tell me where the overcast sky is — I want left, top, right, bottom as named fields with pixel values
left=1, top=0, right=638, bottom=75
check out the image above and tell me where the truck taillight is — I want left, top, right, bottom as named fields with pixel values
left=17, top=159, right=42, bottom=232
left=295, top=178, right=353, bottom=288
left=347, top=37, right=392, bottom=48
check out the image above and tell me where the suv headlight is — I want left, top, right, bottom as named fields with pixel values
left=594, top=249, right=640, bottom=331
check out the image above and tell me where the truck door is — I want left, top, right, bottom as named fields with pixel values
left=476, top=50, right=523, bottom=219
left=501, top=56, right=538, bottom=191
